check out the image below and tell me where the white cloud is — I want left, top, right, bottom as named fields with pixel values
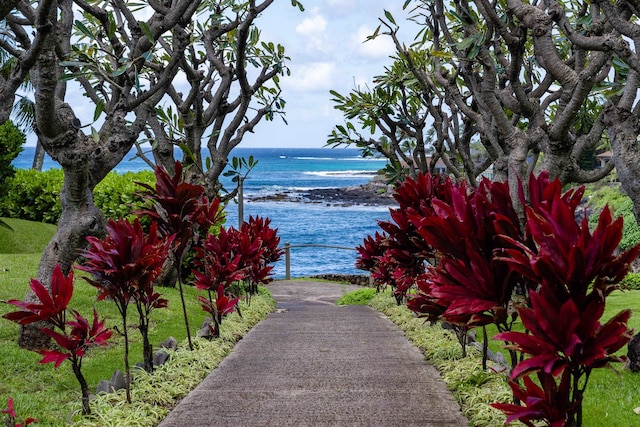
left=352, top=25, right=395, bottom=59
left=285, top=62, right=337, bottom=92
left=294, top=10, right=331, bottom=54
left=295, top=12, right=327, bottom=36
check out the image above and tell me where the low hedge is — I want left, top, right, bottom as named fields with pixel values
left=0, top=169, right=154, bottom=224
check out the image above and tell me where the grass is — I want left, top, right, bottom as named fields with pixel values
left=361, top=289, right=640, bottom=427
left=0, top=249, right=275, bottom=426
left=335, top=287, right=376, bottom=305
left=0, top=217, right=57, bottom=254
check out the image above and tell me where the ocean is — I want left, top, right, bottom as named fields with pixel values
left=12, top=147, right=392, bottom=278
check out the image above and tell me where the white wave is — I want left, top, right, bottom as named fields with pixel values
left=303, top=170, right=378, bottom=178
left=292, top=156, right=387, bottom=162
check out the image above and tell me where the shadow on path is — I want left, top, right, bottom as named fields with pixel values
left=158, top=280, right=469, bottom=426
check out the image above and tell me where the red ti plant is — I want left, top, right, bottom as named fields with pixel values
left=193, top=227, right=245, bottom=337
left=78, top=218, right=173, bottom=402
left=356, top=231, right=391, bottom=291
left=492, top=371, right=573, bottom=427
left=493, top=175, right=640, bottom=427
left=2, top=398, right=36, bottom=427
left=3, top=265, right=112, bottom=415
left=357, top=173, right=456, bottom=302
left=238, top=216, right=283, bottom=298
left=136, top=161, right=223, bottom=350
left=197, top=284, right=241, bottom=337
left=405, top=178, right=527, bottom=365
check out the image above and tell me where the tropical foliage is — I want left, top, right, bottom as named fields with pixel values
left=357, top=172, right=639, bottom=426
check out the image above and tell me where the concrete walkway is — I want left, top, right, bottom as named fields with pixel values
left=158, top=280, right=468, bottom=426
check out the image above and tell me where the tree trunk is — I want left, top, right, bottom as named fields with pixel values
left=605, top=105, right=640, bottom=226
left=19, top=161, right=105, bottom=349
left=31, top=139, right=46, bottom=171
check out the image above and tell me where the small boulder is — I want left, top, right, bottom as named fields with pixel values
left=628, top=333, right=640, bottom=372
left=158, top=336, right=178, bottom=351
left=153, top=351, right=171, bottom=367
left=111, top=369, right=126, bottom=391
left=96, top=379, right=112, bottom=394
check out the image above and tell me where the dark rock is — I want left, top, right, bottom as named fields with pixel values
left=628, top=333, right=640, bottom=372
left=153, top=351, right=171, bottom=367
left=198, top=319, right=215, bottom=339
left=96, top=379, right=113, bottom=394
left=111, top=369, right=126, bottom=391
left=247, top=176, right=397, bottom=207
left=200, top=317, right=212, bottom=330
left=158, top=336, right=178, bottom=351
left=97, top=369, right=127, bottom=394
left=311, top=274, right=372, bottom=287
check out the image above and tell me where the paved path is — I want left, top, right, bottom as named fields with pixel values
left=158, top=280, right=468, bottom=426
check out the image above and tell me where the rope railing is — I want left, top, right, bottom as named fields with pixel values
left=282, top=242, right=357, bottom=280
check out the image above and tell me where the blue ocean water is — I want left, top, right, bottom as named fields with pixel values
left=13, top=147, right=392, bottom=278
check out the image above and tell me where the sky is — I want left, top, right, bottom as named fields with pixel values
left=242, top=0, right=414, bottom=148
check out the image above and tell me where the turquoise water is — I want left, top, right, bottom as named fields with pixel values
left=13, top=147, right=392, bottom=278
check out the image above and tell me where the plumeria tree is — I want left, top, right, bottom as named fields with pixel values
left=3, top=265, right=112, bottom=415
left=1, top=0, right=300, bottom=350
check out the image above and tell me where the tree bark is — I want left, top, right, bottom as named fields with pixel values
left=605, top=105, right=640, bottom=223
left=31, top=139, right=45, bottom=171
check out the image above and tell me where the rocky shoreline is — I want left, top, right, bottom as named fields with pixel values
left=248, top=175, right=397, bottom=207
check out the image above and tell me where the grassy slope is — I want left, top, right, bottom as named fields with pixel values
left=0, top=218, right=57, bottom=254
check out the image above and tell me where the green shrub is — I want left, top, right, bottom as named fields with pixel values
left=587, top=185, right=640, bottom=251
left=0, top=169, right=155, bottom=224
left=94, top=170, right=155, bottom=221
left=619, top=272, right=640, bottom=290
left=0, top=169, right=63, bottom=223
left=0, top=121, right=25, bottom=194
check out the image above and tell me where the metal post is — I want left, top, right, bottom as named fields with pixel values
left=285, top=242, right=291, bottom=280
left=238, top=176, right=244, bottom=228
